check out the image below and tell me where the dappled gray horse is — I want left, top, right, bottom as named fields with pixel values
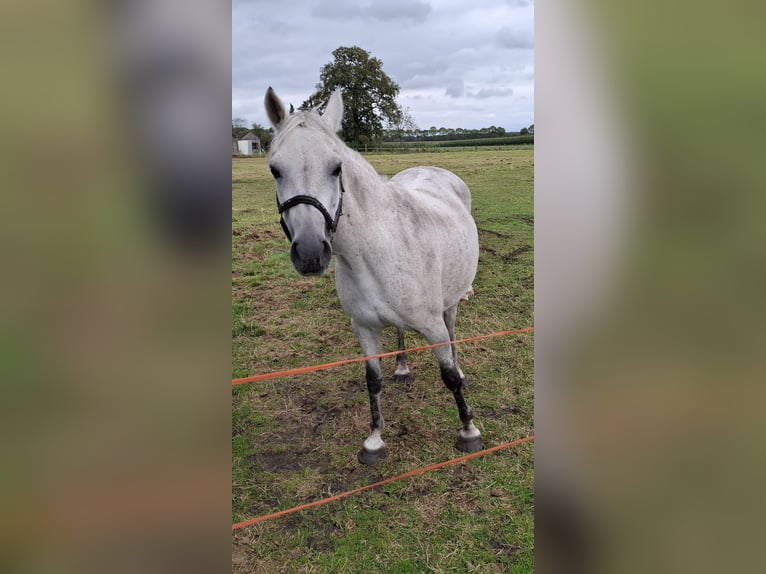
left=265, top=87, right=481, bottom=465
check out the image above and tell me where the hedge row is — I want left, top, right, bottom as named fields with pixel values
left=379, top=134, right=534, bottom=149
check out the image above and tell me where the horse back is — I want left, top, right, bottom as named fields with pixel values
left=390, top=167, right=472, bottom=213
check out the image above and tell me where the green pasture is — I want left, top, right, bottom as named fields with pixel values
left=232, top=149, right=534, bottom=573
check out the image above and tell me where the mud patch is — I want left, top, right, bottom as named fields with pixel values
left=311, top=407, right=342, bottom=432
left=478, top=227, right=511, bottom=239
left=515, top=215, right=534, bottom=225
left=480, top=244, right=532, bottom=264
left=519, top=274, right=534, bottom=289
left=491, top=539, right=521, bottom=557
left=239, top=228, right=282, bottom=241
left=252, top=450, right=312, bottom=472
left=502, top=245, right=532, bottom=263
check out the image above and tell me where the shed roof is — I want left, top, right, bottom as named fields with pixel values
left=241, top=131, right=261, bottom=141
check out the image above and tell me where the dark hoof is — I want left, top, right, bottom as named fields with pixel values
left=455, top=435, right=484, bottom=453
left=392, top=373, right=413, bottom=385
left=357, top=446, right=387, bottom=466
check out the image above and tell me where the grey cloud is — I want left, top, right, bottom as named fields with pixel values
left=468, top=87, right=515, bottom=99
left=402, top=75, right=441, bottom=90
left=311, top=1, right=363, bottom=19
left=445, top=79, right=465, bottom=98
left=506, top=0, right=533, bottom=6
left=496, top=25, right=534, bottom=50
left=396, top=58, right=450, bottom=83
left=367, top=0, right=431, bottom=23
left=312, top=0, right=431, bottom=24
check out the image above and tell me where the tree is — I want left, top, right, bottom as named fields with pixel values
left=232, top=117, right=247, bottom=129
left=386, top=106, right=418, bottom=143
left=302, top=46, right=402, bottom=147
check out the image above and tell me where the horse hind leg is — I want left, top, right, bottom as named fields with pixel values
left=444, top=305, right=465, bottom=380
left=424, top=318, right=483, bottom=453
left=353, top=322, right=387, bottom=465
left=393, top=327, right=413, bottom=384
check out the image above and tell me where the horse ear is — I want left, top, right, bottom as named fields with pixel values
left=322, top=90, right=343, bottom=132
left=265, top=87, right=287, bottom=130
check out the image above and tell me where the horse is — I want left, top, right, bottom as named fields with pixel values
left=264, top=86, right=482, bottom=465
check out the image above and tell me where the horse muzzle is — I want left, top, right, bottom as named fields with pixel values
left=290, top=234, right=332, bottom=275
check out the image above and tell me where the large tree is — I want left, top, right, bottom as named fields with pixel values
left=302, top=46, right=402, bottom=147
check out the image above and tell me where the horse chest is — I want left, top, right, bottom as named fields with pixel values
left=334, top=256, right=426, bottom=329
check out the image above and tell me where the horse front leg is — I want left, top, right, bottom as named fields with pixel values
left=353, top=322, right=387, bottom=465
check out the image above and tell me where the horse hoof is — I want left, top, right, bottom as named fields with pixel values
left=357, top=446, right=387, bottom=465
left=455, top=435, right=484, bottom=453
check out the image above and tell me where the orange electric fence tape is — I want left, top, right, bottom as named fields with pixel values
left=232, top=435, right=534, bottom=530
left=232, top=326, right=533, bottom=386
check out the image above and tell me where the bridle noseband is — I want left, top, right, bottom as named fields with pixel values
left=276, top=176, right=344, bottom=242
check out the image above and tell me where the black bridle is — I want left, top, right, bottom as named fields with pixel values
left=276, top=176, right=344, bottom=242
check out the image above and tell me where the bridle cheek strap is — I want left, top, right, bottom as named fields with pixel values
left=276, top=181, right=343, bottom=242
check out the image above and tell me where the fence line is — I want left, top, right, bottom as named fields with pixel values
left=232, top=435, right=534, bottom=531
left=232, top=327, right=533, bottom=386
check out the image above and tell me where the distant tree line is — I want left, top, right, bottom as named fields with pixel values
left=381, top=124, right=533, bottom=143
left=232, top=120, right=533, bottom=151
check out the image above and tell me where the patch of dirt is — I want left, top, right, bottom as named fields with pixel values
left=520, top=274, right=534, bottom=289
left=491, top=539, right=521, bottom=557
left=515, top=215, right=534, bottom=225
left=478, top=227, right=512, bottom=239
left=502, top=245, right=532, bottom=263
left=250, top=449, right=313, bottom=472
left=480, top=244, right=532, bottom=264
left=311, top=407, right=342, bottom=432
left=237, top=228, right=283, bottom=242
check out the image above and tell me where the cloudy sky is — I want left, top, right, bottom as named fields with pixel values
left=232, top=0, right=533, bottom=132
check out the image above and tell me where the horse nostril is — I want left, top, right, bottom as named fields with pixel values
left=289, top=237, right=331, bottom=275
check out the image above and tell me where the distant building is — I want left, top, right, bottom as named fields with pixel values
left=237, top=131, right=262, bottom=155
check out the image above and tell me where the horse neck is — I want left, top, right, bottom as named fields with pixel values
left=333, top=147, right=388, bottom=248
left=338, top=147, right=387, bottom=212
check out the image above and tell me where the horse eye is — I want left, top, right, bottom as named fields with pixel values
left=269, top=165, right=281, bottom=179
left=331, top=164, right=342, bottom=177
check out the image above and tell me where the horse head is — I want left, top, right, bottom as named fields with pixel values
left=264, top=87, right=344, bottom=275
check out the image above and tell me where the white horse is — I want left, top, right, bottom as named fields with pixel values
left=265, top=87, right=482, bottom=465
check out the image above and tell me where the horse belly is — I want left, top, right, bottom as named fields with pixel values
left=391, top=177, right=479, bottom=307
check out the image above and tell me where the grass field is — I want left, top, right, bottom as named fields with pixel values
left=232, top=149, right=534, bottom=573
